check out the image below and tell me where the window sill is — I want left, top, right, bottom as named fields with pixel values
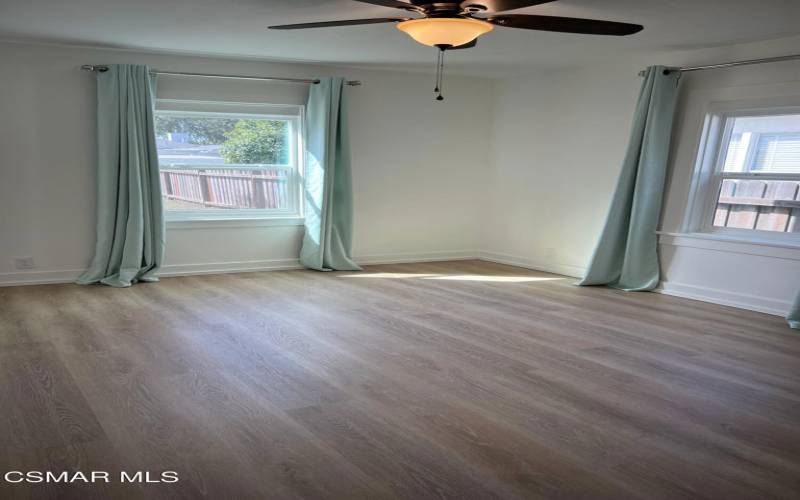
left=167, top=216, right=305, bottom=230
left=657, top=231, right=800, bottom=261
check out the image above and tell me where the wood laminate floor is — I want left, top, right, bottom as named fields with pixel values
left=1, top=260, right=799, bottom=499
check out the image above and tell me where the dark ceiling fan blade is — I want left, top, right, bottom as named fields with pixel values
left=487, top=14, right=643, bottom=35
left=460, top=0, right=556, bottom=13
left=269, top=17, right=408, bottom=30
left=352, top=0, right=423, bottom=11
left=448, top=38, right=478, bottom=50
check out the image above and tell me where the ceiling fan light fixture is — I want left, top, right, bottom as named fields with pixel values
left=396, top=18, right=493, bottom=47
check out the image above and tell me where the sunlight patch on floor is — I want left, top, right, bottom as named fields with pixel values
left=339, top=273, right=440, bottom=279
left=339, top=272, right=563, bottom=283
left=425, top=275, right=562, bottom=283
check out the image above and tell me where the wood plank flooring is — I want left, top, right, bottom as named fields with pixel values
left=1, top=260, right=799, bottom=499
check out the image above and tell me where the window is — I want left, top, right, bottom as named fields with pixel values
left=689, top=108, right=800, bottom=241
left=155, top=100, right=304, bottom=221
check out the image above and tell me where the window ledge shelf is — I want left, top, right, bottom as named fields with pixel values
left=167, top=216, right=305, bottom=230
left=657, top=231, right=800, bottom=261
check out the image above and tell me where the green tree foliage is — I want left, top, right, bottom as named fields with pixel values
left=155, top=116, right=238, bottom=145
left=156, top=115, right=290, bottom=164
left=219, top=120, right=289, bottom=164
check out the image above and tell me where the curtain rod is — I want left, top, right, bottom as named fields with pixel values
left=637, top=53, right=800, bottom=77
left=81, top=65, right=362, bottom=86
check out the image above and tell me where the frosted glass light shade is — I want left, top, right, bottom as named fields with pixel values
left=396, top=18, right=493, bottom=47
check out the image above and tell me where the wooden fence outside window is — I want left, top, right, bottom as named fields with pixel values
left=159, top=165, right=291, bottom=210
left=714, top=179, right=800, bottom=232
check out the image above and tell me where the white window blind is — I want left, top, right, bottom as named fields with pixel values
left=752, top=133, right=800, bottom=173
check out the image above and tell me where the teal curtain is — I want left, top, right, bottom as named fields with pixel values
left=788, top=291, right=800, bottom=330
left=77, top=65, right=165, bottom=287
left=579, top=66, right=681, bottom=291
left=299, top=77, right=361, bottom=271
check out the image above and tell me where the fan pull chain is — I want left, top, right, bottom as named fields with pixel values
left=435, top=47, right=446, bottom=101
left=434, top=49, right=442, bottom=94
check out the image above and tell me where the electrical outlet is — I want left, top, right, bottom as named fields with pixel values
left=13, top=257, right=35, bottom=270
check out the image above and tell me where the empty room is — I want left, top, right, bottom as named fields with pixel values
left=2, top=0, right=800, bottom=498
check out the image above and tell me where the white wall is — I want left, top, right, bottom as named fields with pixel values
left=483, top=62, right=642, bottom=277
left=484, top=35, right=800, bottom=316
left=0, top=41, right=492, bottom=284
left=2, top=36, right=798, bottom=317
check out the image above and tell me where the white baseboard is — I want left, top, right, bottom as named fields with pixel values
left=656, top=280, right=790, bottom=317
left=159, top=258, right=302, bottom=277
left=477, top=251, right=586, bottom=278
left=163, top=251, right=481, bottom=276
left=0, top=269, right=84, bottom=287
left=0, top=259, right=305, bottom=286
left=355, top=250, right=478, bottom=265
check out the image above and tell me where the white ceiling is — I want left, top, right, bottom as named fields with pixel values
left=1, top=0, right=799, bottom=76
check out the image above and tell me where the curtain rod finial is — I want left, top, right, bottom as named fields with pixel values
left=82, top=64, right=109, bottom=72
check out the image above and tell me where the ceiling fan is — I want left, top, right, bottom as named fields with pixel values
left=269, top=1, right=643, bottom=100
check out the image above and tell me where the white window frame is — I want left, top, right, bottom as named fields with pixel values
left=684, top=100, right=800, bottom=246
left=155, top=99, right=305, bottom=223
